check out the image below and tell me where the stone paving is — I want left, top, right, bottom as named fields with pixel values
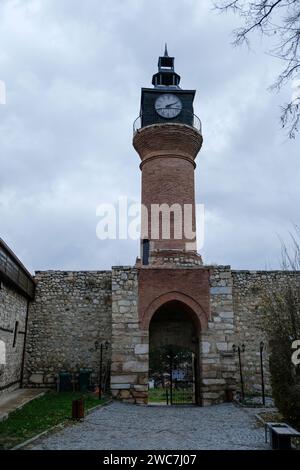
left=29, top=402, right=269, bottom=450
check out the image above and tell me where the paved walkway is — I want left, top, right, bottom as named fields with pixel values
left=0, top=388, right=47, bottom=422
left=29, top=402, right=269, bottom=450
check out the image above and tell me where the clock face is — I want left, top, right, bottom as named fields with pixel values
left=155, top=94, right=182, bottom=118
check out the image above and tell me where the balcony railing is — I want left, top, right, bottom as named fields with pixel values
left=0, top=238, right=35, bottom=299
left=133, top=109, right=202, bottom=134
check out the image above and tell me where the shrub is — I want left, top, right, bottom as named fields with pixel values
left=264, top=284, right=300, bottom=428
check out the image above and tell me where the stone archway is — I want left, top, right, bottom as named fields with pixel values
left=148, top=299, right=202, bottom=405
left=141, top=290, right=209, bottom=332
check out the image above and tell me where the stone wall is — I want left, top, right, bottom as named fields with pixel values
left=18, top=264, right=300, bottom=404
left=23, top=271, right=112, bottom=388
left=0, top=280, right=28, bottom=394
left=110, top=267, right=148, bottom=404
left=201, top=266, right=237, bottom=405
left=232, top=269, right=300, bottom=396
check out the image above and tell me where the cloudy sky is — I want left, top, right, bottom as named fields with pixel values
left=0, top=0, right=299, bottom=273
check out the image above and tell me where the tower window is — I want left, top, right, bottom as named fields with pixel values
left=142, top=239, right=150, bottom=265
left=13, top=321, right=19, bottom=348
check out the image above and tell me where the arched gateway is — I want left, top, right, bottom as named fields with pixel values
left=110, top=48, right=237, bottom=406
left=149, top=300, right=201, bottom=405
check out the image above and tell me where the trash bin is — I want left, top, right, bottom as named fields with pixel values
left=72, top=398, right=84, bottom=420
left=225, top=389, right=233, bottom=402
left=58, top=371, right=73, bottom=392
left=78, top=369, right=91, bottom=391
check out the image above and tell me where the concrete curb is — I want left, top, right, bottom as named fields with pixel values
left=12, top=399, right=112, bottom=450
left=0, top=390, right=48, bottom=423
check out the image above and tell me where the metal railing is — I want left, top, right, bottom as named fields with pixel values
left=0, top=241, right=35, bottom=299
left=133, top=109, right=202, bottom=134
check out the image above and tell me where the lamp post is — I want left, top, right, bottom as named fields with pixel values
left=260, top=341, right=265, bottom=406
left=95, top=340, right=110, bottom=400
left=233, top=344, right=245, bottom=402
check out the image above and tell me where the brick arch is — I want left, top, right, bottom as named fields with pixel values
left=141, top=291, right=209, bottom=333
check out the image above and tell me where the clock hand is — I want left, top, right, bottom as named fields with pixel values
left=165, top=101, right=180, bottom=108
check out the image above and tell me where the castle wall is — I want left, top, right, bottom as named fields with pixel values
left=0, top=281, right=28, bottom=394
left=110, top=267, right=148, bottom=404
left=201, top=266, right=237, bottom=405
left=23, top=271, right=112, bottom=389
left=232, top=270, right=300, bottom=395
left=13, top=264, right=300, bottom=404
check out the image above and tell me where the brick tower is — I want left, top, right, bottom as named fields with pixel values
left=110, top=48, right=236, bottom=406
left=133, top=45, right=203, bottom=267
left=132, top=47, right=211, bottom=405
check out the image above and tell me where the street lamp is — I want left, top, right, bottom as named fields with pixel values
left=260, top=341, right=265, bottom=406
left=233, top=343, right=245, bottom=402
left=95, top=340, right=110, bottom=400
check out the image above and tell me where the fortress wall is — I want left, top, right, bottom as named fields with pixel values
left=232, top=270, right=300, bottom=395
left=23, top=270, right=112, bottom=389
left=0, top=281, right=28, bottom=394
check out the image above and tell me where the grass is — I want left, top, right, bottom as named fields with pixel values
left=148, top=387, right=193, bottom=404
left=0, top=390, right=107, bottom=450
left=148, top=388, right=167, bottom=403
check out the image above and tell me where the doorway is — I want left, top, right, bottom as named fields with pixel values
left=148, top=300, right=201, bottom=405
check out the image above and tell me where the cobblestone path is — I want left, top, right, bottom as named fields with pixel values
left=30, top=402, right=269, bottom=450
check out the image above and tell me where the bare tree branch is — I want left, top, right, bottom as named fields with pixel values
left=214, top=0, right=300, bottom=138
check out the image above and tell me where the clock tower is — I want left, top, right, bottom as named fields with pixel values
left=133, top=45, right=203, bottom=267
left=109, top=48, right=236, bottom=407
left=140, top=44, right=196, bottom=128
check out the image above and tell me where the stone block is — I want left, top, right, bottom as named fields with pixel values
left=111, top=374, right=137, bottom=384
left=29, top=373, right=44, bottom=384
left=123, top=361, right=148, bottom=373
left=134, top=344, right=149, bottom=355
left=202, top=378, right=226, bottom=385
left=132, top=390, right=148, bottom=398
left=210, top=287, right=232, bottom=295
left=110, top=383, right=131, bottom=389
left=202, top=342, right=210, bottom=354
left=120, top=389, right=131, bottom=399
left=134, top=384, right=148, bottom=392
left=219, top=312, right=234, bottom=319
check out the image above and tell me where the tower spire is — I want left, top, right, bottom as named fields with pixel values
left=153, top=48, right=180, bottom=87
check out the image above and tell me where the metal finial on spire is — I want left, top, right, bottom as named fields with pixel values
left=164, top=43, right=169, bottom=57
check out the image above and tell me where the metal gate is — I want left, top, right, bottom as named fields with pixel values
left=149, top=345, right=197, bottom=405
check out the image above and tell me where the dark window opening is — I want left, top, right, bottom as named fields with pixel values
left=142, top=239, right=150, bottom=265
left=13, top=320, right=19, bottom=347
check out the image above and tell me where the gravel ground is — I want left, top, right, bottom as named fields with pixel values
left=29, top=402, right=269, bottom=450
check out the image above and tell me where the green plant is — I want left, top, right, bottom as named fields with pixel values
left=263, top=284, right=300, bottom=428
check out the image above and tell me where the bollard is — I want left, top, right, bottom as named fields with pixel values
left=72, top=398, right=84, bottom=420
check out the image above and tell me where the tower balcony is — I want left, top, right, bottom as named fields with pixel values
left=133, top=109, right=202, bottom=135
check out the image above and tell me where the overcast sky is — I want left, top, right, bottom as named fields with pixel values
left=0, top=0, right=299, bottom=273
